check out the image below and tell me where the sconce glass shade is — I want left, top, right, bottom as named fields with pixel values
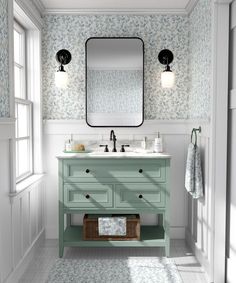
left=161, top=70, right=175, bottom=88
left=55, top=70, right=68, bottom=88
left=55, top=49, right=71, bottom=88
left=158, top=49, right=175, bottom=88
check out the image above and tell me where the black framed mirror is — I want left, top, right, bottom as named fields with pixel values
left=85, top=37, right=144, bottom=127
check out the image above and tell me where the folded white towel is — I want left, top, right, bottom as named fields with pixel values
left=185, top=143, right=203, bottom=199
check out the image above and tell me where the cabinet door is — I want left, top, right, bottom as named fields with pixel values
left=64, top=183, right=113, bottom=208
left=115, top=183, right=166, bottom=209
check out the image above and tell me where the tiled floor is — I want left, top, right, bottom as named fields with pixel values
left=18, top=239, right=207, bottom=283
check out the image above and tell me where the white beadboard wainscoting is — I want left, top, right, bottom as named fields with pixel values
left=43, top=118, right=211, bottom=261
left=185, top=130, right=212, bottom=280
left=0, top=120, right=45, bottom=283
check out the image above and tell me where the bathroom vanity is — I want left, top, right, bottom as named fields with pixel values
left=57, top=152, right=171, bottom=257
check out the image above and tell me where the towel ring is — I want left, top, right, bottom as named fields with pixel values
left=191, top=126, right=201, bottom=146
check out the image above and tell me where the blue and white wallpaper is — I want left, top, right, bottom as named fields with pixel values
left=189, top=0, right=212, bottom=120
left=0, top=0, right=9, bottom=117
left=0, top=0, right=213, bottom=121
left=42, top=15, right=190, bottom=120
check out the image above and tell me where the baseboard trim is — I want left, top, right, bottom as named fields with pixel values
left=45, top=226, right=185, bottom=240
left=45, top=226, right=58, bottom=239
left=5, top=229, right=45, bottom=283
left=185, top=228, right=211, bottom=283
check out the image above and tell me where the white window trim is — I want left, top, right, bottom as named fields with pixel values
left=14, top=20, right=26, bottom=100
left=15, top=98, right=33, bottom=183
left=14, top=19, right=34, bottom=183
left=13, top=174, right=45, bottom=197
left=11, top=1, right=43, bottom=193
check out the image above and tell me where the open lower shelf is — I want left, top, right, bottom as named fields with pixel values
left=64, top=225, right=166, bottom=247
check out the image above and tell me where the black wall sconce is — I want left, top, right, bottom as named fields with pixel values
left=55, top=49, right=72, bottom=88
left=158, top=49, right=175, bottom=88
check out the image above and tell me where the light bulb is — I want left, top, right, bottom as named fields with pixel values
left=55, top=71, right=68, bottom=88
left=161, top=70, right=175, bottom=88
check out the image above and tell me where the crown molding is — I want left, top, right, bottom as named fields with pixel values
left=28, top=0, right=233, bottom=16
left=32, top=0, right=45, bottom=16
left=185, top=0, right=199, bottom=14
left=15, top=0, right=44, bottom=27
left=42, top=8, right=188, bottom=15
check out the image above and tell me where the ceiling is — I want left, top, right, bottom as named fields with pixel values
left=38, top=0, right=197, bottom=14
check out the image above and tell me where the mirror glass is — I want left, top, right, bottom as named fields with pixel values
left=86, top=37, right=144, bottom=127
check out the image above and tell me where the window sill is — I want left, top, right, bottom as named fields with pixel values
left=9, top=174, right=45, bottom=198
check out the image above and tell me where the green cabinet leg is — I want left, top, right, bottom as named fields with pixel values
left=59, top=160, right=64, bottom=257
left=67, top=214, right=71, bottom=226
left=165, top=239, right=170, bottom=257
left=59, top=244, right=64, bottom=258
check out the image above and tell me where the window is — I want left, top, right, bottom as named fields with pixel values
left=14, top=21, right=33, bottom=182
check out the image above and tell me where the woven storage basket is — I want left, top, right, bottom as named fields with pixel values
left=83, top=214, right=140, bottom=241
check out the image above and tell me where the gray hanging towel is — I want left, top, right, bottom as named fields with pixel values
left=185, top=143, right=203, bottom=199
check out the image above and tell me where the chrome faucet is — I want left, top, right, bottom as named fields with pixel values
left=110, top=130, right=117, bottom=152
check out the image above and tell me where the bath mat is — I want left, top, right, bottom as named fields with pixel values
left=46, top=257, right=183, bottom=283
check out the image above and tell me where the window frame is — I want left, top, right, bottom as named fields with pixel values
left=14, top=20, right=26, bottom=100
left=14, top=20, right=34, bottom=183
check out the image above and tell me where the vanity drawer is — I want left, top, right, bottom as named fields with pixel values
left=64, top=183, right=113, bottom=208
left=63, top=160, right=166, bottom=182
left=115, top=183, right=166, bottom=209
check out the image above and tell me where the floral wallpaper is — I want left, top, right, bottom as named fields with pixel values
left=0, top=0, right=9, bottom=117
left=87, top=70, right=142, bottom=113
left=189, top=0, right=212, bottom=121
left=42, top=15, right=190, bottom=120
left=0, top=2, right=213, bottom=121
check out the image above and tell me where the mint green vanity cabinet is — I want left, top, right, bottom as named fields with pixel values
left=58, top=155, right=171, bottom=257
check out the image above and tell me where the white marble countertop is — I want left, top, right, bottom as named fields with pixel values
left=56, top=151, right=171, bottom=159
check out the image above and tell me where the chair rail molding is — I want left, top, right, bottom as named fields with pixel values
left=43, top=119, right=210, bottom=137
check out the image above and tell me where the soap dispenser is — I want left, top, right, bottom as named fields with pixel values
left=141, top=137, right=147, bottom=150
left=65, top=139, right=72, bottom=152
left=65, top=134, right=74, bottom=152
left=154, top=132, right=163, bottom=153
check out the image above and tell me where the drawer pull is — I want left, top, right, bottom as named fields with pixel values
left=85, top=194, right=90, bottom=199
left=139, top=169, right=143, bottom=173
left=139, top=194, right=143, bottom=199
left=85, top=169, right=90, bottom=173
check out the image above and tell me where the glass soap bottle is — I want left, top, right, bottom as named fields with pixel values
left=154, top=132, right=163, bottom=153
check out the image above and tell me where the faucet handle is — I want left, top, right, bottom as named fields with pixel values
left=99, top=145, right=109, bottom=152
left=120, top=145, right=130, bottom=152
